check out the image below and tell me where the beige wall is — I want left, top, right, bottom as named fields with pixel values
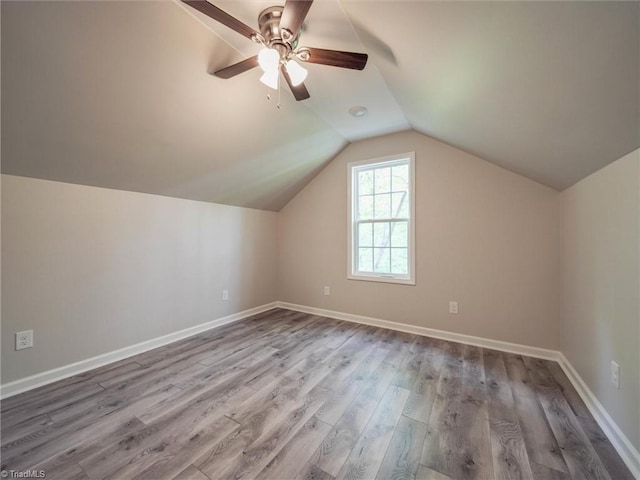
left=278, top=130, right=562, bottom=349
left=561, top=149, right=640, bottom=450
left=1, top=175, right=278, bottom=383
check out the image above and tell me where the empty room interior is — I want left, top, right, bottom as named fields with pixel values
left=1, top=1, right=639, bottom=479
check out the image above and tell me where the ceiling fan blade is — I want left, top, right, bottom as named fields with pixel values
left=282, top=67, right=310, bottom=101
left=302, top=47, right=368, bottom=70
left=181, top=1, right=260, bottom=40
left=280, top=0, right=313, bottom=39
left=213, top=56, right=259, bottom=79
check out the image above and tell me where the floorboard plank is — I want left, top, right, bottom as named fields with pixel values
left=316, top=345, right=389, bottom=425
left=392, top=337, right=428, bottom=389
left=545, top=361, right=635, bottom=480
left=171, top=464, right=210, bottom=480
left=529, top=461, right=572, bottom=480
left=335, top=385, right=410, bottom=480
left=39, top=462, right=89, bottom=480
left=483, top=349, right=534, bottom=480
left=416, top=464, right=453, bottom=480
left=1, top=413, right=54, bottom=446
left=420, top=344, right=494, bottom=480
left=310, top=362, right=398, bottom=476
left=201, top=387, right=330, bottom=480
left=1, top=384, right=180, bottom=472
left=375, top=415, right=428, bottom=480
left=1, top=383, right=105, bottom=430
left=295, top=463, right=336, bottom=480
left=403, top=338, right=446, bottom=423
left=255, top=416, right=333, bottom=480
left=523, top=357, right=613, bottom=480
left=33, top=417, right=146, bottom=476
left=77, top=389, right=244, bottom=480
left=503, top=353, right=570, bottom=474
left=193, top=359, right=332, bottom=479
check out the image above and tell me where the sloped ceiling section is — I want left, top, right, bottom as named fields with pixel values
left=343, top=1, right=639, bottom=190
left=2, top=1, right=639, bottom=211
left=0, top=1, right=351, bottom=211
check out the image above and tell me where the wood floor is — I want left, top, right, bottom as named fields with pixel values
left=1, top=308, right=633, bottom=480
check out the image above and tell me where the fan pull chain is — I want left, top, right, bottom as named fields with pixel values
left=264, top=75, right=281, bottom=110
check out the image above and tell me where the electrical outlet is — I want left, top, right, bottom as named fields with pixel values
left=324, top=286, right=330, bottom=296
left=222, top=289, right=229, bottom=301
left=611, top=361, right=620, bottom=389
left=16, top=330, right=33, bottom=350
left=449, top=301, right=459, bottom=314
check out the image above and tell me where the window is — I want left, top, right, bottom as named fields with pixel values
left=348, top=152, right=415, bottom=285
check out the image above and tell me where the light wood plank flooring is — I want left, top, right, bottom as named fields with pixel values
left=1, top=308, right=633, bottom=480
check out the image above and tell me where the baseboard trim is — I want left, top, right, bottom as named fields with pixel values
left=277, top=301, right=639, bottom=479
left=277, top=301, right=560, bottom=361
left=0, top=302, right=279, bottom=399
left=557, top=353, right=640, bottom=479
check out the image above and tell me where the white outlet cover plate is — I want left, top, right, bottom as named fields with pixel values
left=611, top=360, right=620, bottom=389
left=16, top=330, right=34, bottom=350
left=449, top=301, right=459, bottom=314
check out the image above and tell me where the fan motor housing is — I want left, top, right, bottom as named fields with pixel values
left=258, top=6, right=299, bottom=52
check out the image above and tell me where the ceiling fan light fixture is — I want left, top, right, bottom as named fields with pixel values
left=258, top=47, right=280, bottom=73
left=260, top=69, right=280, bottom=90
left=182, top=0, right=368, bottom=102
left=285, top=59, right=308, bottom=86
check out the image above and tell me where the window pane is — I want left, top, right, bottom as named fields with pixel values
left=390, top=221, right=408, bottom=247
left=373, top=222, right=390, bottom=247
left=392, top=192, right=407, bottom=218
left=374, top=167, right=391, bottom=193
left=373, top=247, right=390, bottom=273
left=358, top=248, right=373, bottom=272
left=393, top=194, right=409, bottom=218
left=358, top=170, right=374, bottom=195
left=374, top=193, right=391, bottom=219
left=391, top=164, right=408, bottom=192
left=390, top=248, right=408, bottom=274
left=358, top=223, right=373, bottom=247
left=358, top=195, right=373, bottom=220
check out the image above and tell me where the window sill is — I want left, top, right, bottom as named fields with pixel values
left=347, top=273, right=415, bottom=286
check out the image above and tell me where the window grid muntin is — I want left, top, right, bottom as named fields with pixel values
left=355, top=220, right=409, bottom=275
left=353, top=157, right=411, bottom=278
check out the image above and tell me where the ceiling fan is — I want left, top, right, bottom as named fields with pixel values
left=182, top=0, right=368, bottom=101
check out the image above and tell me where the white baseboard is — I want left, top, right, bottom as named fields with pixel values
left=276, top=301, right=560, bottom=361
left=557, top=353, right=640, bottom=479
left=0, top=302, right=278, bottom=399
left=277, top=301, right=639, bottom=478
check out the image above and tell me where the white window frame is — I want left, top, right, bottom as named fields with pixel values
left=347, top=152, right=416, bottom=285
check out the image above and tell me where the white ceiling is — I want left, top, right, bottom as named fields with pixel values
left=2, top=1, right=638, bottom=211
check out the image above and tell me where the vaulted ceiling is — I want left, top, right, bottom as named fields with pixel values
left=2, top=1, right=638, bottom=211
